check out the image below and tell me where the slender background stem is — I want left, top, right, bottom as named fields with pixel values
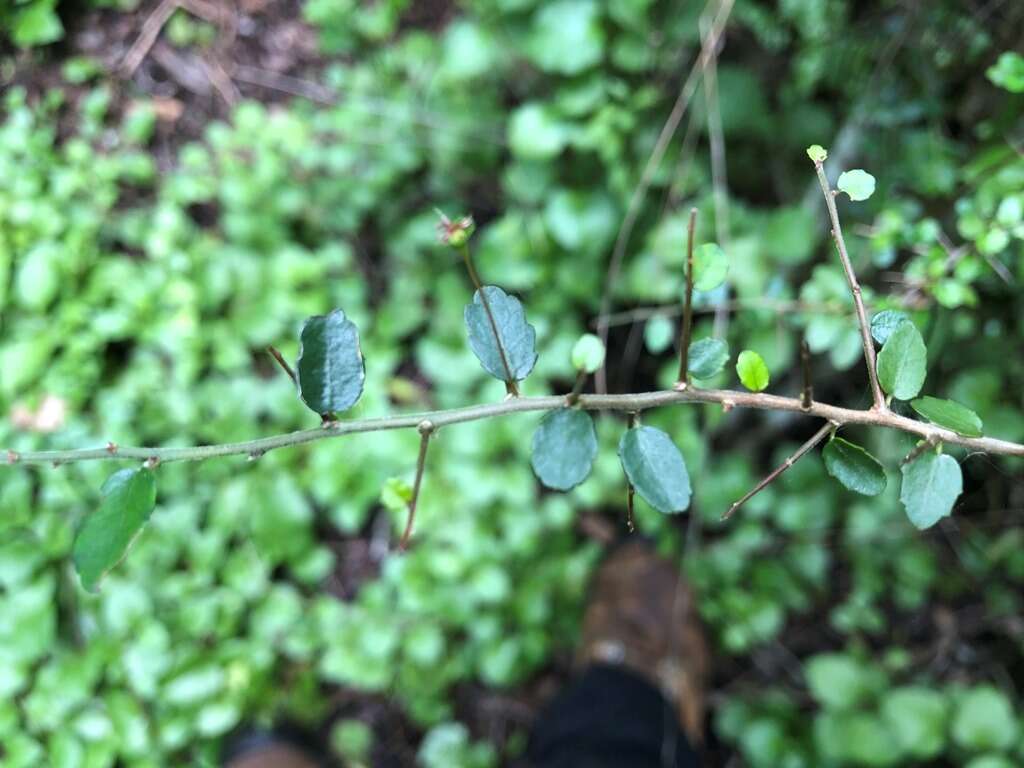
left=677, top=207, right=698, bottom=384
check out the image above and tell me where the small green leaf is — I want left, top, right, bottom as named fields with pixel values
left=806, top=144, right=828, bottom=163
left=900, top=451, right=962, bottom=530
left=986, top=51, right=1024, bottom=94
left=736, top=350, right=770, bottom=392
left=806, top=654, right=876, bottom=710
left=643, top=316, right=674, bottom=354
left=837, top=169, right=876, bottom=201
left=880, top=687, right=949, bottom=760
left=952, top=686, right=1018, bottom=751
left=380, top=478, right=413, bottom=512
left=73, top=468, right=157, bottom=591
left=464, top=286, right=538, bottom=383
left=530, top=409, right=598, bottom=491
left=11, top=1, right=64, bottom=47
left=693, top=243, right=728, bottom=291
left=297, top=309, right=365, bottom=416
left=876, top=321, right=927, bottom=400
left=687, top=338, right=729, bottom=379
left=910, top=396, right=983, bottom=438
left=823, top=437, right=887, bottom=496
left=870, top=310, right=910, bottom=345
left=571, top=333, right=606, bottom=374
left=618, top=426, right=691, bottom=514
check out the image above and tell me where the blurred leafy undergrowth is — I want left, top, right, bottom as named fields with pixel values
left=2, top=0, right=1024, bottom=765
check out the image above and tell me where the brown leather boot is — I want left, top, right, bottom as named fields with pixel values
left=225, top=745, right=321, bottom=768
left=576, top=539, right=710, bottom=745
left=222, top=731, right=324, bottom=768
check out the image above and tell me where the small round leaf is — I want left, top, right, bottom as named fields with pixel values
left=837, top=169, right=876, bottom=201
left=73, top=468, right=158, bottom=592
left=464, top=286, right=538, bottom=383
left=688, top=338, right=729, bottom=380
left=736, top=349, right=770, bottom=392
left=530, top=409, right=598, bottom=491
left=571, top=333, right=606, bottom=374
left=910, top=396, right=983, bottom=438
left=297, top=309, right=365, bottom=415
left=900, top=451, right=962, bottom=530
left=870, top=310, right=910, bottom=346
left=876, top=321, right=927, bottom=400
left=693, top=243, right=728, bottom=291
left=618, top=426, right=691, bottom=514
left=823, top=437, right=887, bottom=496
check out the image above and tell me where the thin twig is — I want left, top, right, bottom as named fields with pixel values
left=813, top=160, right=886, bottom=411
left=460, top=244, right=519, bottom=397
left=399, top=421, right=433, bottom=549
left=723, top=422, right=835, bottom=520
left=699, top=0, right=732, bottom=340
left=800, top=339, right=813, bottom=410
left=594, top=0, right=734, bottom=393
left=626, top=412, right=639, bottom=532
left=901, top=435, right=939, bottom=466
left=626, top=484, right=636, bottom=533
left=677, top=207, right=699, bottom=384
left=6, top=388, right=1024, bottom=467
left=121, top=0, right=179, bottom=76
left=267, top=346, right=298, bottom=387
left=566, top=370, right=588, bottom=406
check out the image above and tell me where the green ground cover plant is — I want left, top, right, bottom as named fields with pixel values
left=2, top=0, right=1024, bottom=765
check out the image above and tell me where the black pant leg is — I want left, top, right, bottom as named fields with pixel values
left=527, top=664, right=701, bottom=768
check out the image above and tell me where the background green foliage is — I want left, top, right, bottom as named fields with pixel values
left=2, top=0, right=1024, bottom=765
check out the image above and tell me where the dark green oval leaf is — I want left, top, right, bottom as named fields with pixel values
left=72, top=468, right=157, bottom=592
left=465, top=286, right=538, bottom=382
left=618, top=426, right=691, bottom=514
left=823, top=437, right=887, bottom=496
left=910, top=396, right=983, bottom=438
left=297, top=309, right=365, bottom=415
left=530, top=409, right=598, bottom=491
left=688, top=338, right=729, bottom=380
left=876, top=321, right=927, bottom=400
left=736, top=349, right=770, bottom=392
left=900, top=451, right=962, bottom=530
left=870, top=310, right=910, bottom=346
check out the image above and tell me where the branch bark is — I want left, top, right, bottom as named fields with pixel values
left=6, top=387, right=1023, bottom=466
